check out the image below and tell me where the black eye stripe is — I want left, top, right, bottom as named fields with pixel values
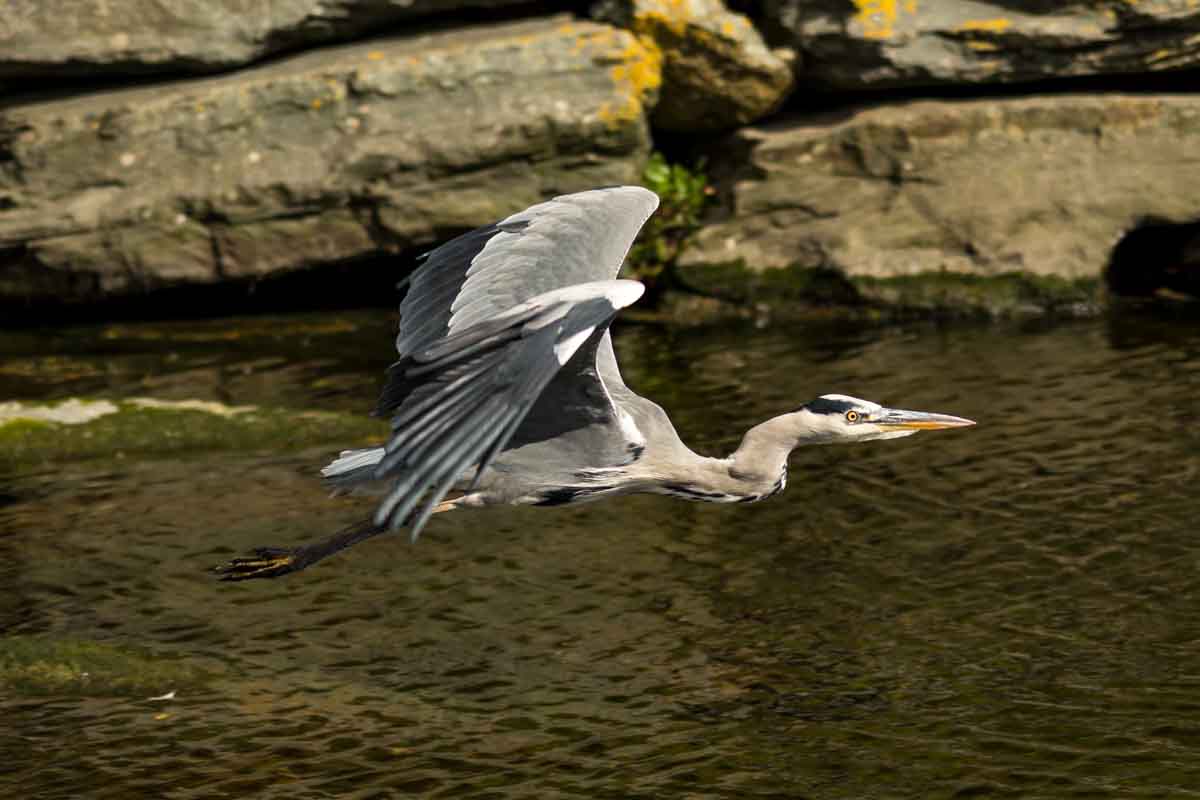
left=798, top=397, right=857, bottom=416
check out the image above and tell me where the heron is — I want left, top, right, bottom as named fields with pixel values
left=217, top=186, right=973, bottom=581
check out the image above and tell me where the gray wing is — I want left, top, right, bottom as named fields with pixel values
left=373, top=280, right=645, bottom=540
left=374, top=184, right=657, bottom=430
left=366, top=186, right=659, bottom=540
left=381, top=185, right=660, bottom=417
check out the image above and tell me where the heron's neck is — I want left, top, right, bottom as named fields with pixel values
left=728, top=414, right=809, bottom=484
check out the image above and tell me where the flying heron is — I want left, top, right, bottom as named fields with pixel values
left=217, top=186, right=973, bottom=581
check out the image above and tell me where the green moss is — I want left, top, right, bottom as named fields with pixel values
left=677, top=261, right=1104, bottom=320
left=628, top=152, right=714, bottom=293
left=856, top=271, right=1104, bottom=318
left=0, top=400, right=386, bottom=471
left=0, top=636, right=207, bottom=697
left=0, top=418, right=54, bottom=436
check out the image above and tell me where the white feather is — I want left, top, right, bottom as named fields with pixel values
left=554, top=326, right=596, bottom=365
left=321, top=447, right=385, bottom=477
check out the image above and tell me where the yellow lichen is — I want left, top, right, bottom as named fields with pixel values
left=595, top=35, right=663, bottom=128
left=852, top=0, right=918, bottom=40
left=632, top=0, right=693, bottom=38
left=957, top=18, right=1011, bottom=33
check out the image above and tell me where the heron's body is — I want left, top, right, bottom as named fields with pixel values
left=218, top=187, right=972, bottom=581
left=325, top=337, right=786, bottom=510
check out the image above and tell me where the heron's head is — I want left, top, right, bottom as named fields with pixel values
left=792, top=394, right=975, bottom=444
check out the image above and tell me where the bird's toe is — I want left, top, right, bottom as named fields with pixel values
left=214, top=547, right=302, bottom=581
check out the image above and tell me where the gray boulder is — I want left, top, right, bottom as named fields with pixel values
left=0, top=0, right=540, bottom=84
left=0, top=17, right=657, bottom=303
left=765, top=0, right=1200, bottom=89
left=682, top=94, right=1200, bottom=281
left=597, top=0, right=794, bottom=131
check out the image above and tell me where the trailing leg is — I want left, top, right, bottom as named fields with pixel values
left=213, top=497, right=471, bottom=581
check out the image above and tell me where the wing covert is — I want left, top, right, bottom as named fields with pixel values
left=379, top=186, right=658, bottom=420
left=394, top=186, right=658, bottom=361
left=373, top=280, right=645, bottom=541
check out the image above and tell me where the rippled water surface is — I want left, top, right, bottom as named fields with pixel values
left=4, top=310, right=1200, bottom=798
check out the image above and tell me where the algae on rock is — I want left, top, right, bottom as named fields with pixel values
left=679, top=261, right=1104, bottom=319
left=0, top=399, right=386, bottom=471
left=0, top=636, right=208, bottom=697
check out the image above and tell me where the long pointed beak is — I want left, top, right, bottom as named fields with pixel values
left=875, top=408, right=976, bottom=430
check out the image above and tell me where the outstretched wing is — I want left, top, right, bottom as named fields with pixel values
left=373, top=281, right=644, bottom=540
left=366, top=186, right=659, bottom=540
left=378, top=186, right=659, bottom=417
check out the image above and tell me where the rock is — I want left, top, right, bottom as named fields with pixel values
left=597, top=0, right=794, bottom=130
left=0, top=0, right=538, bottom=85
left=0, top=17, right=658, bottom=305
left=764, top=0, right=1200, bottom=89
left=682, top=94, right=1200, bottom=284
left=0, top=397, right=386, bottom=469
left=0, top=398, right=119, bottom=425
left=0, top=636, right=209, bottom=697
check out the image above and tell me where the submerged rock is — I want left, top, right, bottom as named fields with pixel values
left=0, top=398, right=385, bottom=470
left=0, top=636, right=207, bottom=697
left=0, top=0, right=539, bottom=85
left=683, top=94, right=1200, bottom=288
left=0, top=398, right=119, bottom=425
left=0, top=17, right=657, bottom=305
left=598, top=0, right=794, bottom=130
left=765, top=0, right=1200, bottom=89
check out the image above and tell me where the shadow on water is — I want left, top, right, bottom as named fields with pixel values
left=3, top=308, right=1200, bottom=797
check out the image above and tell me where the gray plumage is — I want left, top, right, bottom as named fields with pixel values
left=217, top=186, right=973, bottom=581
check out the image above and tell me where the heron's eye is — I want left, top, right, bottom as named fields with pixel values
left=845, top=410, right=860, bottom=423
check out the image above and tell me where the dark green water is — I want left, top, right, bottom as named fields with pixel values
left=3, top=310, right=1200, bottom=798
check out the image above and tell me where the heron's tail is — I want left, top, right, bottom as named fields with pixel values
left=321, top=447, right=386, bottom=491
left=214, top=519, right=387, bottom=582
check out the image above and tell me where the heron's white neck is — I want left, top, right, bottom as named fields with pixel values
left=728, top=412, right=831, bottom=483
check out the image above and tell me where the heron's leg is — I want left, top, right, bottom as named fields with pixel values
left=214, top=497, right=474, bottom=581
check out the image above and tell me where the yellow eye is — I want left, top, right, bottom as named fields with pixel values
left=845, top=410, right=860, bottom=423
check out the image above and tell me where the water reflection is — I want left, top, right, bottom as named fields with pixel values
left=3, top=311, right=1200, bottom=797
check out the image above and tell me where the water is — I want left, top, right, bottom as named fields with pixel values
left=3, top=310, right=1200, bottom=798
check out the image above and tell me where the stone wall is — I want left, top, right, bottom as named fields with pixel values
left=2, top=0, right=1199, bottom=313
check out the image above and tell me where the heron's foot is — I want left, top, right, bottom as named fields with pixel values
left=214, top=547, right=306, bottom=582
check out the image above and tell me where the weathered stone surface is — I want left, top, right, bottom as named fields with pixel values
left=682, top=95, right=1200, bottom=281
left=0, top=0, right=539, bottom=84
left=0, top=17, right=658, bottom=303
left=598, top=0, right=794, bottom=130
left=765, top=0, right=1200, bottom=89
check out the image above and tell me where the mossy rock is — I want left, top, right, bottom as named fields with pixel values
left=0, top=636, right=208, bottom=697
left=677, top=261, right=1104, bottom=319
left=855, top=271, right=1104, bottom=318
left=0, top=398, right=386, bottom=471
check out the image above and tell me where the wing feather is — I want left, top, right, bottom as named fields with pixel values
left=372, top=280, right=644, bottom=540
left=377, top=186, right=655, bottom=418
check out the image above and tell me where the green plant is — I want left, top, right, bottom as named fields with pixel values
left=628, top=152, right=714, bottom=293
